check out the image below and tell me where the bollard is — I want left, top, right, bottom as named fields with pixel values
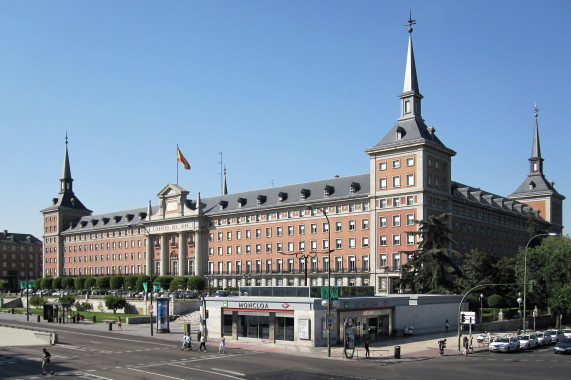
left=184, top=323, right=191, bottom=335
left=394, top=345, right=401, bottom=359
left=37, top=315, right=41, bottom=323
left=93, top=315, right=96, bottom=323
left=108, top=322, right=112, bottom=331
left=11, top=308, right=14, bottom=314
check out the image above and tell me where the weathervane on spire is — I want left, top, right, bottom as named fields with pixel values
left=65, top=131, right=68, bottom=145
left=534, top=103, right=540, bottom=118
left=405, top=10, right=416, bottom=33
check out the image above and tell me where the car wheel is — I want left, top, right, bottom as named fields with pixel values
left=506, top=347, right=510, bottom=352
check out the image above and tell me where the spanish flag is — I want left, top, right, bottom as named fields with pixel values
left=177, top=147, right=191, bottom=170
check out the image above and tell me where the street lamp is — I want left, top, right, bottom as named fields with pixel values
left=306, top=204, right=333, bottom=357
left=479, top=293, right=484, bottom=324
left=524, top=232, right=557, bottom=332
left=517, top=292, right=522, bottom=319
left=278, top=251, right=317, bottom=286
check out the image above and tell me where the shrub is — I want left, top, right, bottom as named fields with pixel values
left=487, top=294, right=505, bottom=308
left=187, top=276, right=205, bottom=291
left=41, top=277, right=53, bottom=290
left=52, top=277, right=63, bottom=289
left=58, top=295, right=76, bottom=307
left=104, top=295, right=127, bottom=314
left=85, top=277, right=96, bottom=289
left=110, top=275, right=124, bottom=290
left=62, top=277, right=75, bottom=290
left=156, top=275, right=173, bottom=291
left=29, top=295, right=47, bottom=309
left=170, top=276, right=188, bottom=291
left=96, top=276, right=111, bottom=290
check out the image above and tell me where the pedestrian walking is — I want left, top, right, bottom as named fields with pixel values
left=470, top=337, right=474, bottom=353
left=438, top=339, right=446, bottom=356
left=218, top=334, right=226, bottom=354
left=363, top=337, right=370, bottom=358
left=463, top=337, right=469, bottom=356
left=199, top=333, right=207, bottom=352
left=182, top=333, right=191, bottom=351
left=42, top=348, right=54, bottom=376
left=445, top=319, right=449, bottom=333
left=117, top=317, right=122, bottom=331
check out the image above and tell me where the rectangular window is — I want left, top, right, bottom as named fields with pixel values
left=379, top=161, right=387, bottom=171
left=392, top=176, right=400, bottom=188
left=362, top=219, right=369, bottom=230
left=348, top=220, right=356, bottom=231
left=335, top=239, right=342, bottom=250
left=322, top=222, right=329, bottom=233
left=255, top=244, right=261, bottom=254
left=298, top=225, right=305, bottom=235
left=236, top=230, right=242, bottom=240
left=255, top=229, right=261, bottom=238
left=217, top=247, right=223, bottom=256
left=287, top=242, right=294, bottom=252
left=379, top=177, right=387, bottom=189
left=246, top=229, right=251, bottom=239
left=380, top=199, right=387, bottom=208
left=348, top=238, right=356, bottom=249
left=362, top=237, right=369, bottom=248
left=406, top=174, right=415, bottom=186
left=392, top=159, right=400, bottom=169
left=276, top=242, right=283, bottom=252
left=226, top=246, right=232, bottom=255
left=348, top=256, right=356, bottom=271
left=406, top=232, right=415, bottom=245
left=379, top=253, right=387, bottom=267
left=310, top=240, right=317, bottom=251
left=265, top=243, right=272, bottom=253
left=218, top=232, right=223, bottom=241
left=392, top=215, right=401, bottom=227
left=406, top=213, right=415, bottom=226
left=298, top=241, right=305, bottom=251
left=392, top=253, right=401, bottom=269
left=236, top=246, right=242, bottom=255
left=392, top=234, right=401, bottom=246
left=287, top=226, right=294, bottom=236
left=276, top=226, right=283, bottom=237
left=245, top=245, right=251, bottom=254
left=379, top=216, right=387, bottom=228
left=406, top=196, right=414, bottom=205
left=406, top=157, right=414, bottom=166
left=393, top=197, right=401, bottom=207
left=310, top=223, right=317, bottom=234
left=335, top=221, right=342, bottom=232
left=265, top=227, right=272, bottom=238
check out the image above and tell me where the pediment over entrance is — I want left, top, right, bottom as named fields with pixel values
left=156, top=184, right=196, bottom=219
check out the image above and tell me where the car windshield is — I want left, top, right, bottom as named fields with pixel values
left=561, top=338, right=571, bottom=344
left=537, top=333, right=544, bottom=337
left=495, top=337, right=509, bottom=343
left=563, top=330, right=571, bottom=334
left=546, top=330, right=557, bottom=334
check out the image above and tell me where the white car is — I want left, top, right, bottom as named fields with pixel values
left=489, top=336, right=519, bottom=352
left=536, top=332, right=551, bottom=346
left=562, top=329, right=571, bottom=339
left=517, top=334, right=539, bottom=349
left=545, top=329, right=564, bottom=343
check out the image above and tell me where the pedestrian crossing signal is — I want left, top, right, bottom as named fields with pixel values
left=205, top=310, right=209, bottom=319
left=461, top=314, right=466, bottom=323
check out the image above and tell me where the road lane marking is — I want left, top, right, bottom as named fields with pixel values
left=211, top=367, right=246, bottom=376
left=128, top=367, right=186, bottom=380
left=169, top=364, right=244, bottom=379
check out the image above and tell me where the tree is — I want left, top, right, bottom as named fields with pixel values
left=104, top=295, right=127, bottom=314
left=74, top=276, right=86, bottom=290
left=58, top=295, right=76, bottom=307
left=110, top=275, right=124, bottom=290
left=170, top=276, right=188, bottom=291
left=52, top=276, right=63, bottom=289
left=29, top=295, right=47, bottom=309
left=62, top=277, right=75, bottom=290
left=395, top=213, right=460, bottom=294
left=41, top=277, right=53, bottom=290
left=0, top=280, right=8, bottom=293
left=136, top=275, right=151, bottom=292
left=187, top=275, right=205, bottom=291
left=519, top=235, right=571, bottom=316
left=85, top=277, right=96, bottom=289
left=124, top=275, right=138, bottom=291
left=458, top=250, right=498, bottom=293
left=156, top=275, right=173, bottom=291
left=96, top=276, right=111, bottom=290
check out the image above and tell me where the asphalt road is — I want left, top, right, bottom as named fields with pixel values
left=1, top=323, right=569, bottom=379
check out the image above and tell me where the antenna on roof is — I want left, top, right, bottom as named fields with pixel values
left=218, top=151, right=224, bottom=195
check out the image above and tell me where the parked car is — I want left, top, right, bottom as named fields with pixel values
left=489, top=336, right=519, bottom=352
left=536, top=332, right=551, bottom=346
left=517, top=334, right=539, bottom=349
left=211, top=290, right=228, bottom=297
left=561, top=329, right=571, bottom=339
left=545, top=329, right=564, bottom=343
left=553, top=338, right=571, bottom=354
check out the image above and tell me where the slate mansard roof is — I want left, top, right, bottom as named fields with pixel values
left=1, top=230, right=42, bottom=244
left=62, top=174, right=370, bottom=234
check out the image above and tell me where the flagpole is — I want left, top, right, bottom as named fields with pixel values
left=176, top=144, right=179, bottom=185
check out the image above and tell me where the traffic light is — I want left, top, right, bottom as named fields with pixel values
left=205, top=310, right=209, bottom=319
left=146, top=280, right=153, bottom=291
left=461, top=313, right=465, bottom=323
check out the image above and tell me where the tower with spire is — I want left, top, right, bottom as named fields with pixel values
left=41, top=136, right=92, bottom=277
left=509, top=106, right=564, bottom=232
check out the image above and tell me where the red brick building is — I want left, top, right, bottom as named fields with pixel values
left=1, top=230, right=42, bottom=289
left=41, top=23, right=563, bottom=294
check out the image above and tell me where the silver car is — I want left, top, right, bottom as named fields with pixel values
left=517, top=334, right=538, bottom=349
left=536, top=332, right=551, bottom=346
left=489, top=336, right=519, bottom=352
left=546, top=329, right=564, bottom=343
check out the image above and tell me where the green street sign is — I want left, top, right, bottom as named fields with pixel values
left=321, top=286, right=339, bottom=300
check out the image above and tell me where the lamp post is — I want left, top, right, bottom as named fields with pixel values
left=524, top=232, right=556, bottom=332
left=278, top=251, right=317, bottom=286
left=307, top=205, right=333, bottom=357
left=479, top=293, right=484, bottom=324
left=517, top=292, right=522, bottom=320
left=25, top=253, right=29, bottom=322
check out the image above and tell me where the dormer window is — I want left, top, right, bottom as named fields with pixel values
left=90, top=219, right=98, bottom=226
left=278, top=192, right=288, bottom=202
left=219, top=200, right=228, bottom=210
left=101, top=218, right=110, bottom=225
left=113, top=216, right=121, bottom=223
left=396, top=126, right=406, bottom=140
left=300, top=189, right=310, bottom=199
left=324, top=185, right=334, bottom=197
left=237, top=197, right=246, bottom=208
left=529, top=181, right=536, bottom=190
left=257, top=195, right=266, bottom=205
left=125, top=214, right=134, bottom=221
left=350, top=182, right=360, bottom=194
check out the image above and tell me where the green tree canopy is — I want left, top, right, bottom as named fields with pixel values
left=170, top=276, right=188, bottom=291
left=124, top=275, right=138, bottom=291
left=187, top=275, right=205, bottom=291
left=62, top=277, right=75, bottom=290
left=84, top=277, right=96, bottom=289
left=104, top=295, right=127, bottom=314
left=110, top=275, right=124, bottom=290
left=41, top=277, right=53, bottom=290
left=74, top=276, right=86, bottom=290
left=156, top=275, right=173, bottom=291
left=395, top=213, right=460, bottom=294
left=136, top=275, right=151, bottom=292
left=52, top=276, right=63, bottom=289
left=29, top=295, right=47, bottom=309
left=96, top=276, right=111, bottom=290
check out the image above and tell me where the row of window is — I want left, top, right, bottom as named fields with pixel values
left=379, top=233, right=415, bottom=246
left=379, top=196, right=415, bottom=208
left=55, top=239, right=145, bottom=254
left=379, top=174, right=415, bottom=189
left=0, top=245, right=39, bottom=252
left=211, top=203, right=370, bottom=227
left=378, top=157, right=415, bottom=170
left=2, top=253, right=35, bottom=260
left=209, top=220, right=369, bottom=242
left=379, top=214, right=415, bottom=228
left=208, top=255, right=371, bottom=275
left=62, top=264, right=145, bottom=277
left=54, top=252, right=145, bottom=265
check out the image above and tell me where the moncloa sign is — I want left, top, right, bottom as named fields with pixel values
left=238, top=302, right=269, bottom=309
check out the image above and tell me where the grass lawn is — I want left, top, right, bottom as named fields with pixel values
left=1, top=307, right=143, bottom=321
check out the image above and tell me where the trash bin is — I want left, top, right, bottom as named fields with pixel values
left=184, top=323, right=191, bottom=335
left=37, top=315, right=41, bottom=323
left=394, top=346, right=401, bottom=359
left=93, top=315, right=96, bottom=323
left=108, top=322, right=112, bottom=331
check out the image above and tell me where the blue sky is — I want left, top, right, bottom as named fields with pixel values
left=1, top=1, right=569, bottom=240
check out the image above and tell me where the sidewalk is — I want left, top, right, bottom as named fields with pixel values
left=0, top=312, right=470, bottom=362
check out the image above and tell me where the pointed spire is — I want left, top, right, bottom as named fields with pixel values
left=60, top=133, right=73, bottom=194
left=222, top=166, right=228, bottom=195
left=196, top=192, right=202, bottom=216
left=398, top=12, right=423, bottom=121
left=529, top=104, right=544, bottom=175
